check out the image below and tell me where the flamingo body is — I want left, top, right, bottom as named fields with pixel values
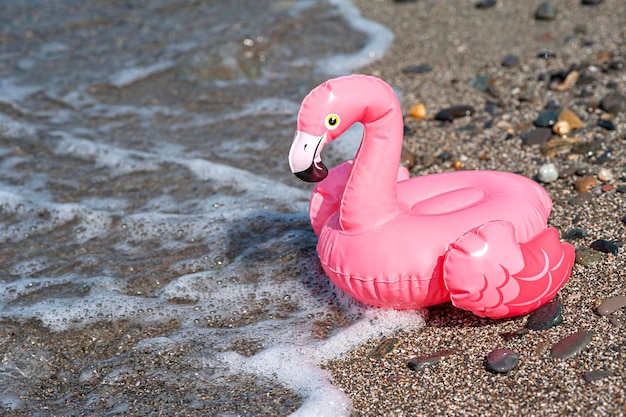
left=289, top=75, right=574, bottom=318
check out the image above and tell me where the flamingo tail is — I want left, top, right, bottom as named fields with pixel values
left=442, top=221, right=575, bottom=319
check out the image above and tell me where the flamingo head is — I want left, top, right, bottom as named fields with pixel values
left=288, top=75, right=374, bottom=182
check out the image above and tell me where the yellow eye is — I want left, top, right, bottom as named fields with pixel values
left=325, top=113, right=340, bottom=130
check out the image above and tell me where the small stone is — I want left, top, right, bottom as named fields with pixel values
left=558, top=109, right=584, bottom=128
left=502, top=54, right=519, bottom=67
left=583, top=369, right=613, bottom=382
left=475, top=0, right=497, bottom=8
left=402, top=64, right=433, bottom=74
left=537, top=51, right=557, bottom=59
left=369, top=337, right=401, bottom=358
left=562, top=227, right=587, bottom=240
left=590, top=239, right=618, bottom=255
left=568, top=193, right=593, bottom=206
left=601, top=184, right=614, bottom=192
left=523, top=128, right=552, bottom=145
left=408, top=349, right=456, bottom=371
left=609, top=60, right=625, bottom=71
left=541, top=137, right=580, bottom=157
left=550, top=330, right=594, bottom=359
left=581, top=0, right=603, bottom=4
left=600, top=92, right=626, bottom=114
left=400, top=148, right=416, bottom=169
left=409, top=103, right=427, bottom=119
left=452, top=160, right=463, bottom=170
left=571, top=141, right=601, bottom=156
left=597, top=119, right=616, bottom=131
left=596, top=295, right=626, bottom=316
left=537, top=163, right=559, bottom=183
left=535, top=1, right=557, bottom=20
left=575, top=176, right=598, bottom=193
left=610, top=316, right=624, bottom=327
left=441, top=105, right=475, bottom=118
left=575, top=248, right=602, bottom=266
left=487, top=348, right=520, bottom=373
left=597, top=168, right=613, bottom=182
left=435, top=110, right=454, bottom=122
left=469, top=75, right=492, bottom=92
left=551, top=71, right=579, bottom=92
left=535, top=110, right=561, bottom=127
left=525, top=299, right=563, bottom=330
left=552, top=120, right=571, bottom=136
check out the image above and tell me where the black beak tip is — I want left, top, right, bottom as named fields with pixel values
left=294, top=162, right=328, bottom=182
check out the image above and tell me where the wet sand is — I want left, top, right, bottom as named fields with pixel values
left=324, top=0, right=626, bottom=416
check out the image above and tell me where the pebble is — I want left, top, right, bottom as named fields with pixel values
left=540, top=137, right=580, bottom=157
left=535, top=1, right=557, bottom=20
left=369, top=337, right=401, bottom=358
left=575, top=176, right=598, bottom=193
left=568, top=193, right=593, bottom=206
left=597, top=119, right=616, bottom=131
left=535, top=110, right=560, bottom=127
left=590, top=239, right=618, bottom=255
left=500, top=328, right=529, bottom=340
left=408, top=349, right=456, bottom=371
left=583, top=369, right=613, bottom=382
left=469, top=75, right=492, bottom=92
left=402, top=64, right=433, bottom=74
left=600, top=92, right=626, bottom=114
left=562, top=227, right=587, bottom=240
left=537, top=163, right=559, bottom=183
left=571, top=140, right=602, bottom=156
left=581, top=0, right=604, bottom=4
left=487, top=349, right=520, bottom=373
left=525, top=299, right=563, bottom=330
left=558, top=108, right=584, bottom=128
left=537, top=51, right=557, bottom=59
left=575, top=248, right=602, bottom=266
left=610, top=316, right=624, bottom=327
left=552, top=120, right=570, bottom=136
left=444, top=105, right=475, bottom=118
left=550, top=330, right=594, bottom=359
left=435, top=110, right=455, bottom=122
left=523, top=127, right=552, bottom=145
left=409, top=103, right=427, bottom=119
left=596, top=295, right=626, bottom=316
left=400, top=148, right=416, bottom=169
left=597, top=168, right=614, bottom=182
left=502, top=54, right=519, bottom=67
left=475, top=0, right=497, bottom=8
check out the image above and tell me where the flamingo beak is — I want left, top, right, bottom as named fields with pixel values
left=288, top=130, right=328, bottom=182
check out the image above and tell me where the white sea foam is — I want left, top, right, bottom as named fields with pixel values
left=108, top=60, right=176, bottom=88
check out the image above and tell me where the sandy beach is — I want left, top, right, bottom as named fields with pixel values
left=324, top=0, right=626, bottom=415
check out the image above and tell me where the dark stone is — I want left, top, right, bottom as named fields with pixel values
left=469, top=75, right=491, bottom=92
left=609, top=60, right=624, bottom=71
left=502, top=54, right=519, bottom=67
left=408, top=349, right=456, bottom=371
left=368, top=338, right=401, bottom=359
left=550, top=331, right=594, bottom=359
left=522, top=128, right=552, bottom=145
left=581, top=0, right=604, bottom=4
left=440, top=105, right=475, bottom=118
left=594, top=149, right=613, bottom=164
left=584, top=369, right=613, bottom=382
left=485, top=101, right=499, bottom=115
left=562, top=227, right=587, bottom=240
left=597, top=119, right=616, bottom=130
left=435, top=110, right=455, bottom=122
left=537, top=51, right=557, bottom=59
left=487, top=349, right=519, bottom=373
left=571, top=141, right=601, bottom=156
left=590, top=239, right=618, bottom=255
left=600, top=93, right=626, bottom=114
left=475, top=0, right=497, bottom=8
left=535, top=1, right=557, bottom=19
left=596, top=295, right=626, bottom=316
left=437, top=151, right=453, bottom=161
left=534, top=110, right=560, bottom=127
left=568, top=193, right=593, bottom=206
left=526, top=300, right=563, bottom=330
left=402, top=64, right=433, bottom=74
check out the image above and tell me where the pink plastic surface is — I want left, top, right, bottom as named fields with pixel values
left=288, top=74, right=574, bottom=319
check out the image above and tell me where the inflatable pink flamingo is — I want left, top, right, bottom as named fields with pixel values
left=288, top=74, right=574, bottom=319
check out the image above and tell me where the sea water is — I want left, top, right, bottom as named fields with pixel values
left=0, top=1, right=423, bottom=415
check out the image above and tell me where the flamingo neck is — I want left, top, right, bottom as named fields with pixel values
left=339, top=94, right=404, bottom=232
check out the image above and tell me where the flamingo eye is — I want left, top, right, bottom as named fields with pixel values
left=325, top=113, right=340, bottom=130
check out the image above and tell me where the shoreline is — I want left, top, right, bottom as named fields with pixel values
left=324, top=0, right=625, bottom=415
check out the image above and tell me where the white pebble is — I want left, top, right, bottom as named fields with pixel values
left=597, top=168, right=614, bottom=182
left=538, top=163, right=559, bottom=183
